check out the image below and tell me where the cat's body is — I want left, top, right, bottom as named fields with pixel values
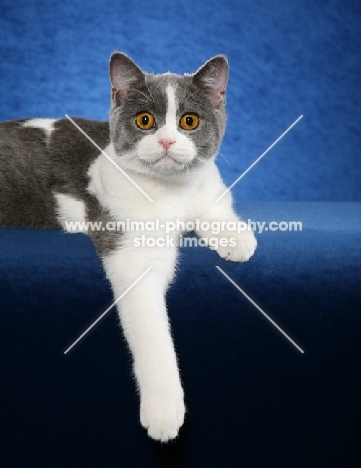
left=0, top=53, right=257, bottom=442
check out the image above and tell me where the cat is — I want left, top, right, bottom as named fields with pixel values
left=0, top=52, right=257, bottom=442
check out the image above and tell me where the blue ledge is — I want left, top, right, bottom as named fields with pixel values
left=1, top=202, right=360, bottom=466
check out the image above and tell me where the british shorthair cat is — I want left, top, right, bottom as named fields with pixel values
left=0, top=52, right=257, bottom=442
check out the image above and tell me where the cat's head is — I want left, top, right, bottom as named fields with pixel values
left=109, top=52, right=228, bottom=179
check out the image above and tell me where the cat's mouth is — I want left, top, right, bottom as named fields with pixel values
left=154, top=153, right=182, bottom=164
left=140, top=152, right=186, bottom=167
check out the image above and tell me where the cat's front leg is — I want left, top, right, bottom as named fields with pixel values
left=102, top=239, right=185, bottom=442
left=196, top=190, right=257, bottom=262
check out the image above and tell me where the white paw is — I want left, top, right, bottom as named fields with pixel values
left=140, top=386, right=185, bottom=443
left=216, top=228, right=257, bottom=262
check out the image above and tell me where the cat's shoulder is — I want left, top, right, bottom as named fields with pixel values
left=51, top=118, right=109, bottom=145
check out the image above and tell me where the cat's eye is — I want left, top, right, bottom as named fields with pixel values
left=135, top=112, right=155, bottom=130
left=180, top=113, right=199, bottom=131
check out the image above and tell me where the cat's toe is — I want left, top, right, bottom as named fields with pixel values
left=140, top=388, right=185, bottom=443
left=217, top=230, right=257, bottom=262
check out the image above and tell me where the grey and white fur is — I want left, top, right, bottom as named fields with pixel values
left=0, top=53, right=257, bottom=442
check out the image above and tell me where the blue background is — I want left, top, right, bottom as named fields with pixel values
left=0, top=0, right=360, bottom=201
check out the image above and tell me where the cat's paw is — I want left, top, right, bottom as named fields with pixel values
left=140, top=386, right=185, bottom=443
left=216, top=228, right=257, bottom=262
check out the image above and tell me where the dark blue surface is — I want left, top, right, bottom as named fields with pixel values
left=0, top=0, right=360, bottom=201
left=1, top=203, right=361, bottom=466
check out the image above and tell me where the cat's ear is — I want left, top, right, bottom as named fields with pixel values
left=193, top=55, right=228, bottom=105
left=109, top=52, right=145, bottom=102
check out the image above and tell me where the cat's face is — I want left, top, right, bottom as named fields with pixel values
left=109, top=53, right=228, bottom=179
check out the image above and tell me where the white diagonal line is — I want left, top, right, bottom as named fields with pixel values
left=215, top=115, right=303, bottom=202
left=65, top=115, right=154, bottom=203
left=64, top=266, right=153, bottom=354
left=216, top=266, right=304, bottom=353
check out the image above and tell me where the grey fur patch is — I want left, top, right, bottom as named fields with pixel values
left=0, top=119, right=57, bottom=227
left=85, top=193, right=122, bottom=256
left=0, top=117, right=121, bottom=255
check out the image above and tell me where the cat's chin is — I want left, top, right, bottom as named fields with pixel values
left=134, top=157, right=193, bottom=178
left=145, top=161, right=189, bottom=177
left=148, top=154, right=187, bottom=170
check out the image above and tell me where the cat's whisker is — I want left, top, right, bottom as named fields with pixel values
left=219, top=152, right=231, bottom=168
left=127, top=87, right=153, bottom=103
left=195, top=154, right=207, bottom=165
left=184, top=164, right=190, bottom=181
left=144, top=84, right=155, bottom=103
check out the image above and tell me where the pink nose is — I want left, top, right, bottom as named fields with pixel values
left=158, top=138, right=175, bottom=150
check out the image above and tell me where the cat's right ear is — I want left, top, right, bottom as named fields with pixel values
left=193, top=55, right=228, bottom=106
left=109, top=52, right=145, bottom=102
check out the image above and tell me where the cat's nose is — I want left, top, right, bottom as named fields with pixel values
left=158, top=138, right=175, bottom=151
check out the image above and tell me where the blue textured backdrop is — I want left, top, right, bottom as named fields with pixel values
left=1, top=0, right=360, bottom=201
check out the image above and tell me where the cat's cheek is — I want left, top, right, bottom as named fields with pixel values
left=136, top=135, right=163, bottom=162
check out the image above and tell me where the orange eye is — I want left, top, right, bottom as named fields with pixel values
left=180, top=113, right=199, bottom=130
left=135, top=112, right=155, bottom=130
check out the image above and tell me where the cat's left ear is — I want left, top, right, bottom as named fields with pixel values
left=193, top=55, right=228, bottom=105
left=109, top=52, right=145, bottom=102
